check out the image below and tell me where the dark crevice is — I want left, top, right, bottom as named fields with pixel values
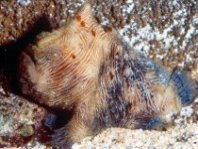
left=0, top=15, right=72, bottom=146
left=0, top=15, right=52, bottom=94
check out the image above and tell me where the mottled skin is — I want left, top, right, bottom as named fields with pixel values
left=19, top=4, right=197, bottom=149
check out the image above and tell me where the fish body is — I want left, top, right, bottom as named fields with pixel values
left=19, top=4, right=197, bottom=149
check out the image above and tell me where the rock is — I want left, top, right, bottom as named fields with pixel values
left=0, top=0, right=197, bottom=148
left=0, top=85, right=47, bottom=147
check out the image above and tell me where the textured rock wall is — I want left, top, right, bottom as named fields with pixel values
left=0, top=0, right=197, bottom=148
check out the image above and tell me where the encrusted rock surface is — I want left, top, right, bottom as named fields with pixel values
left=0, top=0, right=197, bottom=148
left=73, top=124, right=198, bottom=149
left=0, top=85, right=47, bottom=148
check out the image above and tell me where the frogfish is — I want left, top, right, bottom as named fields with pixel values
left=18, top=4, right=197, bottom=149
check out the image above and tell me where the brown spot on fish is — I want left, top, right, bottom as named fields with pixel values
left=80, top=21, right=85, bottom=27
left=71, top=53, right=76, bottom=59
left=91, top=30, right=96, bottom=37
left=103, top=26, right=112, bottom=32
left=76, top=15, right=81, bottom=21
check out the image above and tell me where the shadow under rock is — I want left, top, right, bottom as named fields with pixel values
left=0, top=15, right=52, bottom=94
left=0, top=15, right=72, bottom=145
